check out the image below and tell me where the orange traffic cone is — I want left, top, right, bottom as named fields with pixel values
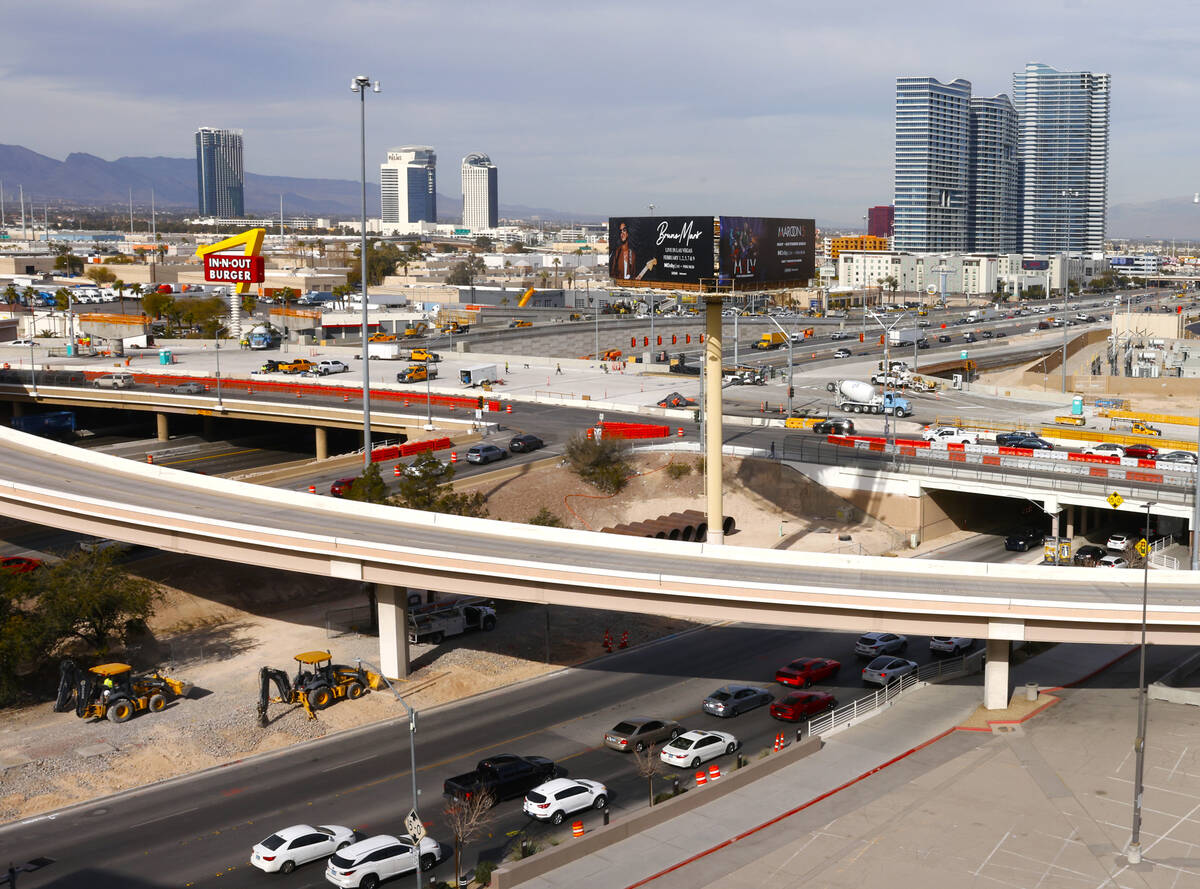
left=572, top=821, right=584, bottom=838
left=695, top=770, right=707, bottom=787
left=708, top=764, right=721, bottom=781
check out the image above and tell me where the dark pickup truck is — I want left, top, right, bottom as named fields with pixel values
left=443, top=754, right=557, bottom=804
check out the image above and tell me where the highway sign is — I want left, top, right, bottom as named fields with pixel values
left=1136, top=538, right=1149, bottom=558
left=1107, top=492, right=1124, bottom=509
left=405, top=808, right=426, bottom=843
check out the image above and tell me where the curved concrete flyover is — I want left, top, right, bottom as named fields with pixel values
left=1, top=425, right=1197, bottom=710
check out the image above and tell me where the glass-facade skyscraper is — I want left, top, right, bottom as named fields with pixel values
left=381, top=146, right=437, bottom=225
left=195, top=127, right=244, bottom=217
left=461, top=153, right=498, bottom=230
left=893, top=77, right=971, bottom=252
left=968, top=96, right=1019, bottom=253
left=1013, top=63, right=1110, bottom=254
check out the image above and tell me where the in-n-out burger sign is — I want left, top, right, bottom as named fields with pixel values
left=193, top=228, right=266, bottom=294
left=203, top=254, right=265, bottom=283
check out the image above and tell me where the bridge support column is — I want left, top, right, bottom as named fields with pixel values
left=156, top=412, right=169, bottom=442
left=1079, top=506, right=1088, bottom=536
left=376, top=584, right=410, bottom=679
left=1066, top=506, right=1075, bottom=540
left=985, top=639, right=1011, bottom=709
left=10, top=401, right=23, bottom=418
left=703, top=292, right=724, bottom=545
left=201, top=415, right=215, bottom=440
left=315, top=426, right=328, bottom=461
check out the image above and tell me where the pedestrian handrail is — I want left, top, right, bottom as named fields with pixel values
left=806, top=648, right=985, bottom=739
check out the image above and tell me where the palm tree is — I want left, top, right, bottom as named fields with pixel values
left=114, top=280, right=126, bottom=314
left=552, top=257, right=561, bottom=287
left=3, top=284, right=18, bottom=304
left=129, top=283, right=143, bottom=313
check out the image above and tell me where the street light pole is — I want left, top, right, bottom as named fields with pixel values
left=28, top=340, right=37, bottom=398
left=869, top=311, right=909, bottom=448
left=764, top=313, right=793, bottom=415
left=1061, top=188, right=1080, bottom=394
left=352, top=74, right=380, bottom=468
left=214, top=340, right=223, bottom=410
left=424, top=358, right=433, bottom=430
left=1127, top=499, right=1153, bottom=864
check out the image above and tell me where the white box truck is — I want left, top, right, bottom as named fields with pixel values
left=459, top=363, right=498, bottom=387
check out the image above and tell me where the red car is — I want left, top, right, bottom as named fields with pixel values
left=770, top=691, right=837, bottom=722
left=774, top=657, right=841, bottom=688
left=0, top=556, right=44, bottom=574
left=329, top=477, right=357, bottom=497
left=1124, top=444, right=1159, bottom=460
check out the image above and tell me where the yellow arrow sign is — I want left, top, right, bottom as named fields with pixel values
left=1136, top=538, right=1149, bottom=557
left=1107, top=492, right=1124, bottom=509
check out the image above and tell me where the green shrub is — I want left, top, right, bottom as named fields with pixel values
left=564, top=434, right=630, bottom=494
left=528, top=508, right=564, bottom=527
left=474, top=860, right=496, bottom=885
left=666, top=461, right=692, bottom=479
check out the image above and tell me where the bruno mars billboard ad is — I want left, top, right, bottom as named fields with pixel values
left=607, top=216, right=714, bottom=285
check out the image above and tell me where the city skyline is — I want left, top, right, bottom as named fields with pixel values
left=2, top=1, right=1198, bottom=229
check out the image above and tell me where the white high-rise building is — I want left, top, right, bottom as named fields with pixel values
left=893, top=77, right=971, bottom=253
left=1013, top=63, right=1111, bottom=254
left=968, top=95, right=1019, bottom=253
left=380, top=146, right=437, bottom=225
left=461, top=153, right=498, bottom=230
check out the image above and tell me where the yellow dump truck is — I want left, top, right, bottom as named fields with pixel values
left=1054, top=415, right=1086, bottom=427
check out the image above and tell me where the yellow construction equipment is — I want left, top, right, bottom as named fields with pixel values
left=518, top=287, right=535, bottom=308
left=404, top=320, right=429, bottom=338
left=257, top=651, right=379, bottom=723
left=1054, top=415, right=1087, bottom=427
left=55, top=661, right=192, bottom=723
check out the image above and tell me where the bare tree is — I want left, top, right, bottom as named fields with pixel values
left=443, top=790, right=495, bottom=887
left=632, top=744, right=667, bottom=807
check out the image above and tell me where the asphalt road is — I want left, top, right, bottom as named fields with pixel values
left=0, top=622, right=960, bottom=889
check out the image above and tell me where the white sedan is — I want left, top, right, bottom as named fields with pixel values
left=523, top=777, right=609, bottom=824
left=7, top=339, right=38, bottom=347
left=659, top=729, right=738, bottom=769
left=251, top=823, right=358, bottom=874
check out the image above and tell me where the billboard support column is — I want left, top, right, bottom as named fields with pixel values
left=704, top=293, right=724, bottom=546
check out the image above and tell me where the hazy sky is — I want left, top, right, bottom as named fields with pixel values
left=4, top=0, right=1197, bottom=225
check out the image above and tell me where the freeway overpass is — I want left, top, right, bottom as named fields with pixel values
left=2, top=426, right=1199, bottom=711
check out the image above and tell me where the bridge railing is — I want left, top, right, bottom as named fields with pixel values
left=806, top=649, right=986, bottom=739
left=780, top=437, right=1193, bottom=503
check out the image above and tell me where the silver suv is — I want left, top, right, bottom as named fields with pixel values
left=93, top=373, right=134, bottom=389
left=854, top=632, right=908, bottom=658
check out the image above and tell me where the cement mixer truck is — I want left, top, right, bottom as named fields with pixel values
left=826, top=379, right=913, bottom=417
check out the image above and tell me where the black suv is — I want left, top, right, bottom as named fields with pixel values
left=508, top=433, right=544, bottom=454
left=813, top=418, right=855, bottom=436
left=1005, top=528, right=1044, bottom=552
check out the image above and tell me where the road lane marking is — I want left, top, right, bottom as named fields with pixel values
left=131, top=805, right=199, bottom=828
left=162, top=449, right=259, bottom=466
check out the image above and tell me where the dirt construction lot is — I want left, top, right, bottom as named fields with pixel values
left=0, top=454, right=897, bottom=823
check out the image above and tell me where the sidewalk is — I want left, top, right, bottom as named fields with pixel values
left=511, top=643, right=1135, bottom=889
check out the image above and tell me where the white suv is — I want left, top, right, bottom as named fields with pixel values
left=315, top=360, right=349, bottom=375
left=522, top=778, right=608, bottom=824
left=325, top=834, right=440, bottom=887
left=93, top=372, right=134, bottom=389
left=929, top=636, right=973, bottom=656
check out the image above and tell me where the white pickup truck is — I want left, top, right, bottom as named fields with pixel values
left=922, top=426, right=979, bottom=445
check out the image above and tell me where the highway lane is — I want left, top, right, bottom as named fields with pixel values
left=1, top=434, right=1189, bottom=613
left=0, top=622, right=960, bottom=888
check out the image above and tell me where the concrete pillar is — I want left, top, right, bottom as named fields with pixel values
left=984, top=639, right=1011, bottom=710
left=201, top=415, right=214, bottom=440
left=315, top=426, right=329, bottom=461
left=703, top=294, right=724, bottom=545
left=1079, top=506, right=1088, bottom=536
left=156, top=412, right=169, bottom=442
left=376, top=584, right=410, bottom=679
left=1066, top=505, right=1075, bottom=540
left=10, top=401, right=23, bottom=418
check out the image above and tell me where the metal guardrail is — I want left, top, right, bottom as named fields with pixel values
left=807, top=649, right=986, bottom=738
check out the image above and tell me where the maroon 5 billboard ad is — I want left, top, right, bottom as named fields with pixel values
left=718, top=217, right=816, bottom=285
left=608, top=216, right=714, bottom=284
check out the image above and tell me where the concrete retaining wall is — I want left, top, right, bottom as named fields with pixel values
left=490, top=735, right=821, bottom=889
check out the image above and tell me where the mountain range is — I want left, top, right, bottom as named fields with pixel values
left=1, top=144, right=1196, bottom=238
left=0, top=144, right=603, bottom=223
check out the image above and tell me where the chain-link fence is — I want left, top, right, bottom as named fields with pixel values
left=326, top=605, right=373, bottom=638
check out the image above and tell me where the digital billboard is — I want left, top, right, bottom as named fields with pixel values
left=718, top=217, right=815, bottom=285
left=1110, top=257, right=1136, bottom=267
left=607, top=216, right=714, bottom=285
left=1021, top=259, right=1050, bottom=271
